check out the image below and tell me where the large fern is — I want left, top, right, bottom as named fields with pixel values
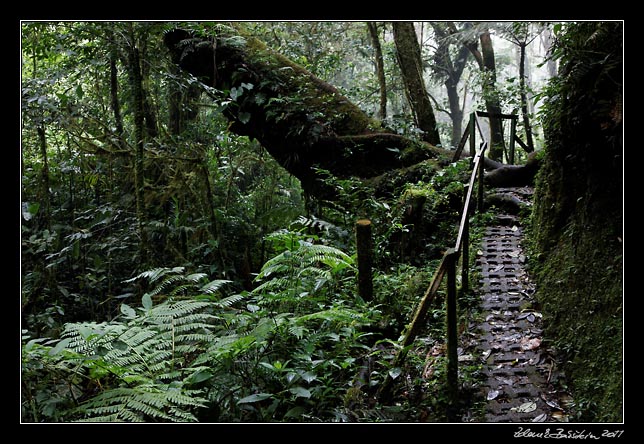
left=73, top=384, right=207, bottom=422
left=253, top=242, right=355, bottom=298
left=51, top=270, right=235, bottom=422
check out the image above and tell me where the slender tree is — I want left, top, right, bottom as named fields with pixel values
left=540, top=26, right=558, bottom=79
left=367, top=22, right=387, bottom=122
left=124, top=23, right=149, bottom=265
left=430, top=22, right=472, bottom=148
left=391, top=21, right=442, bottom=146
left=463, top=24, right=505, bottom=160
left=499, top=22, right=542, bottom=153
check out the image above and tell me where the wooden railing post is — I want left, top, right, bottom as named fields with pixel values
left=477, top=146, right=485, bottom=212
left=355, top=219, right=373, bottom=302
left=379, top=139, right=488, bottom=409
left=445, top=248, right=459, bottom=410
left=509, top=114, right=517, bottom=164
left=469, top=112, right=476, bottom=163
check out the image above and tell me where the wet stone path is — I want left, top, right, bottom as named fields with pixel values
left=471, top=187, right=569, bottom=423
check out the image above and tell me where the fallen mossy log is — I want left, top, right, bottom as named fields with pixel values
left=483, top=151, right=542, bottom=187
left=164, top=26, right=455, bottom=197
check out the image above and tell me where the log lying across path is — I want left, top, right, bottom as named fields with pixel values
left=483, top=151, right=542, bottom=188
left=164, top=26, right=456, bottom=197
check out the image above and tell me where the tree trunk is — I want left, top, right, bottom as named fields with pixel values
left=165, top=26, right=453, bottom=199
left=109, top=50, right=125, bottom=139
left=125, top=24, right=148, bottom=266
left=540, top=28, right=558, bottom=78
left=518, top=43, right=535, bottom=152
left=36, top=125, right=51, bottom=231
left=479, top=31, right=505, bottom=161
left=431, top=23, right=471, bottom=148
left=484, top=151, right=541, bottom=187
left=391, top=22, right=442, bottom=146
left=367, top=22, right=387, bottom=122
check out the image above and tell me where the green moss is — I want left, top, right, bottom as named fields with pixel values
left=528, top=22, right=623, bottom=422
left=240, top=30, right=380, bottom=136
left=530, top=218, right=622, bottom=422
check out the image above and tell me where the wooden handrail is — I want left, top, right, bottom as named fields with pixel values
left=378, top=139, right=489, bottom=405
left=455, top=142, right=487, bottom=253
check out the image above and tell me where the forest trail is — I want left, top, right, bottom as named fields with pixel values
left=468, top=186, right=570, bottom=423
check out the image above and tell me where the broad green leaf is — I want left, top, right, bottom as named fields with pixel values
left=189, top=370, right=214, bottom=384
left=78, top=325, right=94, bottom=340
left=48, top=337, right=72, bottom=356
left=284, top=406, right=306, bottom=418
left=289, top=387, right=311, bottom=399
left=298, top=371, right=317, bottom=383
left=142, top=293, right=153, bottom=310
left=120, top=303, right=136, bottom=319
left=237, top=393, right=273, bottom=404
left=388, top=367, right=402, bottom=380
left=230, top=86, right=242, bottom=100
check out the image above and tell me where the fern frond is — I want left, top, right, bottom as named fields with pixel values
left=215, top=293, right=245, bottom=307
left=200, top=279, right=232, bottom=294
left=75, top=385, right=206, bottom=423
left=123, top=267, right=185, bottom=285
left=146, top=274, right=188, bottom=298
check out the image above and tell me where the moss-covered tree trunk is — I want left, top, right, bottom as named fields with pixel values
left=164, top=25, right=451, bottom=198
left=391, top=22, right=442, bottom=146
left=532, top=22, right=622, bottom=422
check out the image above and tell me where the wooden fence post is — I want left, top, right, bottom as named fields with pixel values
left=469, top=112, right=476, bottom=162
left=355, top=219, right=373, bottom=302
left=445, top=248, right=459, bottom=411
left=477, top=148, right=485, bottom=212
left=509, top=115, right=517, bottom=164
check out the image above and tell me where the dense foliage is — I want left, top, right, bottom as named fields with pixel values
left=22, top=21, right=599, bottom=423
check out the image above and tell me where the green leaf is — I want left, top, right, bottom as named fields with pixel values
left=188, top=370, right=213, bottom=384
left=142, top=293, right=153, bottom=310
left=298, top=370, right=317, bottom=383
left=48, top=337, right=72, bottom=356
left=120, top=303, right=136, bottom=319
left=230, top=86, right=242, bottom=100
left=237, top=393, right=273, bottom=404
left=289, top=387, right=311, bottom=399
left=78, top=326, right=94, bottom=340
left=284, top=406, right=306, bottom=418
left=388, top=367, right=402, bottom=380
